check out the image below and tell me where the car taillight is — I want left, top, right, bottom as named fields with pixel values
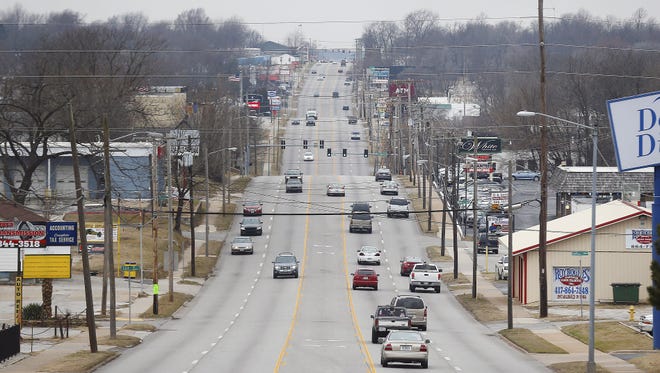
left=424, top=308, right=427, bottom=317
left=420, top=344, right=427, bottom=352
left=375, top=253, right=380, bottom=256
left=438, top=273, right=442, bottom=280
left=374, top=320, right=379, bottom=327
left=384, top=343, right=392, bottom=351
left=411, top=273, right=415, bottom=279
left=408, top=319, right=412, bottom=328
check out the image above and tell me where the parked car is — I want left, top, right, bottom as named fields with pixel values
left=496, top=255, right=509, bottom=279
left=351, top=268, right=379, bottom=290
left=371, top=306, right=412, bottom=343
left=639, top=314, right=653, bottom=335
left=390, top=294, right=428, bottom=330
left=313, top=92, right=320, bottom=97
left=332, top=91, right=339, bottom=98
left=380, top=180, right=399, bottom=195
left=512, top=169, right=540, bottom=181
left=303, top=151, right=314, bottom=161
left=230, top=236, right=254, bottom=255
left=400, top=256, right=424, bottom=276
left=326, top=183, right=346, bottom=196
left=357, top=245, right=381, bottom=265
left=242, top=201, right=263, bottom=216
left=375, top=168, right=392, bottom=181
left=272, top=252, right=299, bottom=278
left=380, top=330, right=430, bottom=368
left=239, top=217, right=263, bottom=236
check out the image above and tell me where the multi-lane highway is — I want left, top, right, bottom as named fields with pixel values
left=97, top=62, right=549, bottom=372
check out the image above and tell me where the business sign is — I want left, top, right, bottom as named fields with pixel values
left=552, top=266, right=591, bottom=302
left=46, top=222, right=77, bottom=246
left=85, top=225, right=118, bottom=243
left=247, top=101, right=260, bottom=109
left=486, top=213, right=509, bottom=234
left=23, top=255, right=71, bottom=279
left=607, top=90, right=660, bottom=171
left=389, top=82, right=416, bottom=99
left=0, top=220, right=47, bottom=248
left=457, top=138, right=502, bottom=154
left=169, top=129, right=201, bottom=156
left=626, top=228, right=652, bottom=249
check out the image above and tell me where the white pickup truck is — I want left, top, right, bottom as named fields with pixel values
left=409, top=263, right=442, bottom=293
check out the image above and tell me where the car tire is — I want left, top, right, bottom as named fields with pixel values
left=273, top=272, right=278, bottom=279
left=404, top=213, right=409, bottom=218
left=387, top=213, right=391, bottom=218
left=294, top=272, right=299, bottom=278
left=352, top=284, right=357, bottom=290
left=533, top=176, right=540, bottom=181
left=419, top=325, right=427, bottom=331
left=512, top=176, right=517, bottom=181
left=373, top=285, right=378, bottom=290
left=435, top=286, right=441, bottom=293
left=381, top=356, right=388, bottom=367
left=409, top=284, right=415, bottom=292
left=371, top=329, right=378, bottom=344
left=421, top=359, right=428, bottom=369
left=368, top=228, right=372, bottom=233
left=497, top=271, right=501, bottom=280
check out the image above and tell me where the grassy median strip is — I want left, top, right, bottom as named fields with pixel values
left=562, top=322, right=653, bottom=352
left=43, top=351, right=118, bottom=373
left=499, top=328, right=568, bottom=354
left=455, top=293, right=506, bottom=322
left=140, top=292, right=193, bottom=318
left=548, top=361, right=611, bottom=373
left=426, top=245, right=453, bottom=262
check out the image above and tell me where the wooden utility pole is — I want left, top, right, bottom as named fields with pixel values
left=538, top=0, right=549, bottom=319
left=102, top=118, right=117, bottom=338
left=68, top=103, right=98, bottom=352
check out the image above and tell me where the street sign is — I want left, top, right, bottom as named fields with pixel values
left=572, top=251, right=589, bottom=256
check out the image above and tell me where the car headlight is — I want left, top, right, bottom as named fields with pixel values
left=275, top=265, right=281, bottom=270
left=291, top=265, right=297, bottom=269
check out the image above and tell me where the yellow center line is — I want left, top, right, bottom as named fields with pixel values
left=274, top=176, right=312, bottom=372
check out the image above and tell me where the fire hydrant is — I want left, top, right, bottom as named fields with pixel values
left=629, top=305, right=636, bottom=321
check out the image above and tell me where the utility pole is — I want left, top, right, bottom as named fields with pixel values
left=187, top=136, right=196, bottom=277
left=537, top=0, right=549, bottom=319
left=472, top=135, right=478, bottom=298
left=151, top=139, right=159, bottom=315
left=167, top=138, right=174, bottom=302
left=68, top=103, right=98, bottom=352
left=102, top=118, right=117, bottom=338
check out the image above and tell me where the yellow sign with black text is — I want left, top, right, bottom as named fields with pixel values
left=23, top=255, right=71, bottom=279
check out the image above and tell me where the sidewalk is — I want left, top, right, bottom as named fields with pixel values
left=417, top=177, right=648, bottom=372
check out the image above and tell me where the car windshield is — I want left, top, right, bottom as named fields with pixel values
left=361, top=246, right=378, bottom=253
left=388, top=331, right=423, bottom=342
left=242, top=218, right=260, bottom=225
left=275, top=255, right=296, bottom=264
left=404, top=257, right=422, bottom=263
left=233, top=237, right=251, bottom=243
left=351, top=213, right=370, bottom=220
left=356, top=269, right=374, bottom=275
left=352, top=203, right=370, bottom=212
left=414, top=264, right=436, bottom=271
left=395, top=297, right=424, bottom=309
left=287, top=179, right=302, bottom=185
left=244, top=201, right=259, bottom=206
left=390, top=199, right=407, bottom=206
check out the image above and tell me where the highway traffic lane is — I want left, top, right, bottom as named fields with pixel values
left=272, top=179, right=375, bottom=372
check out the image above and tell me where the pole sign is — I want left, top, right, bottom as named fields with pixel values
left=0, top=221, right=47, bottom=248
left=458, top=138, right=502, bottom=154
left=552, top=266, right=590, bottom=302
left=607, top=90, right=660, bottom=171
left=46, top=222, right=78, bottom=246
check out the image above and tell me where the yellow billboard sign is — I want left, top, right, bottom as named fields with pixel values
left=23, top=255, right=71, bottom=279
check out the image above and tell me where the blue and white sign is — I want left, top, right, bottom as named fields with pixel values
left=607, top=91, right=660, bottom=171
left=552, top=266, right=591, bottom=302
left=46, top=222, right=78, bottom=246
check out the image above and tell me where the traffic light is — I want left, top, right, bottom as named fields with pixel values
left=280, top=139, right=286, bottom=149
left=319, top=140, right=324, bottom=149
left=363, top=149, right=368, bottom=158
left=327, top=148, right=332, bottom=157
left=303, top=140, right=308, bottom=149
left=342, top=148, right=347, bottom=157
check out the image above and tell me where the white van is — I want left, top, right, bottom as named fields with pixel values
left=306, top=110, right=318, bottom=120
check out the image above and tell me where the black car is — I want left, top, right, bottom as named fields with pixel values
left=273, top=252, right=299, bottom=278
left=291, top=119, right=300, bottom=125
left=342, top=105, right=349, bottom=111
left=306, top=119, right=316, bottom=126
left=347, top=116, right=358, bottom=124
left=240, top=217, right=263, bottom=236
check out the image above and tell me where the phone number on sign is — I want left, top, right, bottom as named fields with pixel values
left=0, top=240, right=44, bottom=248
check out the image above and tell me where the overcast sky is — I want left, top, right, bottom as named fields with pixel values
left=11, top=1, right=659, bottom=48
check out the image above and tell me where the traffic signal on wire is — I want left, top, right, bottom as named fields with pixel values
left=363, top=149, right=368, bottom=158
left=280, top=139, right=285, bottom=149
left=327, top=148, right=332, bottom=157
left=342, top=148, right=347, bottom=157
left=319, top=140, right=324, bottom=149
left=303, top=140, right=308, bottom=149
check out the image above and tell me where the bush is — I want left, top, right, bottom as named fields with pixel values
left=23, top=303, right=46, bottom=320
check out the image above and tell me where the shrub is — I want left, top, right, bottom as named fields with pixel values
left=23, top=303, right=46, bottom=320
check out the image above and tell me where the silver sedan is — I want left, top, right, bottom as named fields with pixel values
left=380, top=330, right=430, bottom=368
left=230, top=236, right=254, bottom=255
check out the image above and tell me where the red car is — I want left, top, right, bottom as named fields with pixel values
left=400, top=256, right=424, bottom=276
left=351, top=268, right=379, bottom=290
left=242, top=201, right=263, bottom=216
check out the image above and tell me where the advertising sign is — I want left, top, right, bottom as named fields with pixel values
left=0, top=220, right=47, bottom=248
left=607, top=91, right=660, bottom=171
left=46, top=222, right=77, bottom=246
left=23, top=255, right=71, bottom=279
left=552, top=266, right=591, bottom=302
left=458, top=138, right=502, bottom=154
left=85, top=225, right=118, bottom=243
left=626, top=228, right=652, bottom=249
left=389, top=82, right=416, bottom=99
left=486, top=213, right=509, bottom=234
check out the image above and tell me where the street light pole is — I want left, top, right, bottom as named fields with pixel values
left=517, top=110, right=597, bottom=373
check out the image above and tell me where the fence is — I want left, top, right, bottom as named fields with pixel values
left=0, top=324, right=20, bottom=362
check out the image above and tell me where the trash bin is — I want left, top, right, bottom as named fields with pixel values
left=611, top=283, right=641, bottom=304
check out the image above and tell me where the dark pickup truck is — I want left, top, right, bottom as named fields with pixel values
left=478, top=233, right=499, bottom=254
left=370, top=305, right=411, bottom=343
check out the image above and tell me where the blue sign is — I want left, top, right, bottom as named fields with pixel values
left=46, top=222, right=78, bottom=246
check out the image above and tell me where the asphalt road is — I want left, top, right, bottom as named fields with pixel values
left=96, top=62, right=548, bottom=372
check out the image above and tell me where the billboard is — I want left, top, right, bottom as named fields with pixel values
left=552, top=266, right=591, bottom=302
left=457, top=138, right=502, bottom=154
left=607, top=91, right=660, bottom=171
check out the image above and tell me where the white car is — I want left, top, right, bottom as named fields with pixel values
left=380, top=181, right=399, bottom=195
left=496, top=255, right=509, bottom=280
left=357, top=245, right=381, bottom=265
left=327, top=183, right=346, bottom=196
left=303, top=151, right=314, bottom=161
left=639, top=314, right=653, bottom=335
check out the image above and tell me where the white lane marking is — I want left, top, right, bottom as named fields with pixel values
left=444, top=356, right=451, bottom=361
left=455, top=367, right=463, bottom=371
left=201, top=351, right=208, bottom=355
left=191, top=360, right=199, bottom=365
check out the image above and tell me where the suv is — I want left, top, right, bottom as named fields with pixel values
left=285, top=178, right=303, bottom=193
left=387, top=197, right=410, bottom=218
left=375, top=168, right=392, bottom=181
left=390, top=295, right=428, bottom=331
left=272, top=252, right=299, bottom=278
left=284, top=168, right=303, bottom=182
left=349, top=202, right=372, bottom=233
left=306, top=110, right=318, bottom=120
left=332, top=91, right=339, bottom=98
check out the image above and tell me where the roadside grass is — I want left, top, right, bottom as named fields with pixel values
left=42, top=351, right=117, bottom=373
left=425, top=245, right=453, bottom=262
left=441, top=272, right=472, bottom=287
left=455, top=293, right=506, bottom=322
left=122, top=323, right=156, bottom=332
left=499, top=328, right=568, bottom=354
left=398, top=177, right=439, bottom=235
left=628, top=351, right=660, bottom=372
left=562, top=322, right=653, bottom=352
left=140, top=292, right=193, bottom=318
